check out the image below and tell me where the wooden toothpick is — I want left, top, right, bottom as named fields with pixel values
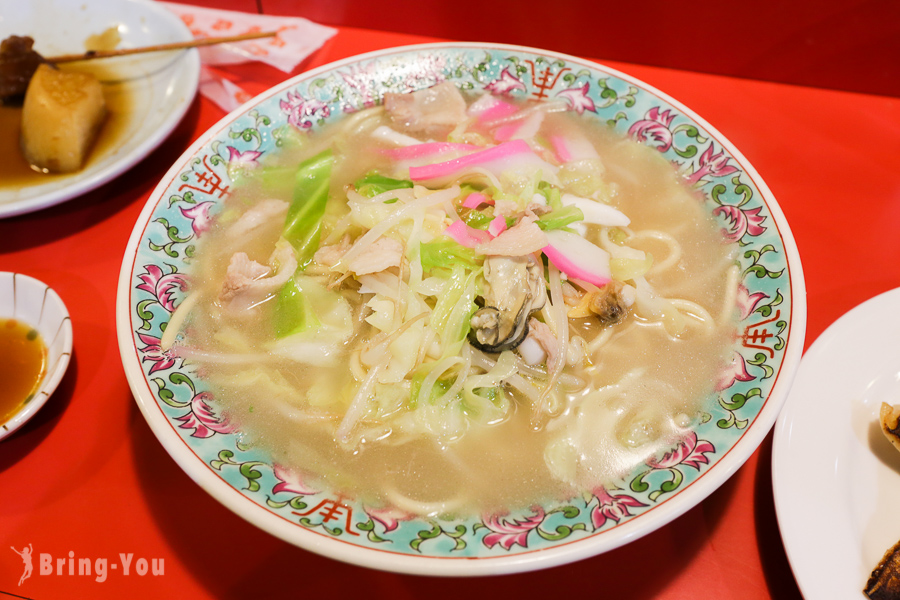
left=45, top=30, right=278, bottom=64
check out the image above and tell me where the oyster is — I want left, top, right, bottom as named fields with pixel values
left=469, top=255, right=546, bottom=352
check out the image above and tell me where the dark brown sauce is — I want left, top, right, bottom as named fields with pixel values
left=0, top=62, right=132, bottom=188
left=0, top=318, right=47, bottom=424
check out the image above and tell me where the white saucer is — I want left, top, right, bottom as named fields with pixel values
left=0, top=0, right=200, bottom=218
left=773, top=287, right=900, bottom=598
left=0, top=272, right=73, bottom=441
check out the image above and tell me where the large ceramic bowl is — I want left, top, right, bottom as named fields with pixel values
left=116, top=43, right=805, bottom=575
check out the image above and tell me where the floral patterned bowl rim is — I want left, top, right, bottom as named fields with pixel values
left=0, top=272, right=73, bottom=441
left=116, top=42, right=806, bottom=575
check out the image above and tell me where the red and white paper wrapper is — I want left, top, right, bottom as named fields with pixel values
left=160, top=2, right=337, bottom=112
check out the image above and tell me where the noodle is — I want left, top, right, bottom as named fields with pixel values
left=633, top=229, right=683, bottom=276
left=161, top=290, right=200, bottom=351
left=669, top=298, right=717, bottom=336
left=384, top=485, right=468, bottom=518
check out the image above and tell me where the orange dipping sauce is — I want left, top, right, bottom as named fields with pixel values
left=0, top=318, right=47, bottom=424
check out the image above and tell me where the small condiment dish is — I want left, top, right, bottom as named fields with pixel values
left=0, top=272, right=73, bottom=441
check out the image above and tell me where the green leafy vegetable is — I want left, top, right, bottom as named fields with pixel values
left=458, top=183, right=483, bottom=197
left=608, top=227, right=629, bottom=244
left=283, top=149, right=334, bottom=268
left=409, top=365, right=454, bottom=408
left=354, top=172, right=414, bottom=197
left=463, top=209, right=493, bottom=230
left=273, top=275, right=352, bottom=340
left=420, top=238, right=483, bottom=273
left=537, top=180, right=563, bottom=210
left=536, top=205, right=585, bottom=231
left=227, top=126, right=307, bottom=195
left=228, top=164, right=297, bottom=198
left=273, top=278, right=320, bottom=338
left=430, top=266, right=479, bottom=357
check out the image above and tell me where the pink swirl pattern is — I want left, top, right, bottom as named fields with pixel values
left=272, top=465, right=320, bottom=496
left=713, top=204, right=768, bottom=243
left=339, top=62, right=380, bottom=108
left=481, top=508, right=546, bottom=550
left=590, top=487, right=647, bottom=530
left=364, top=505, right=416, bottom=533
left=180, top=202, right=215, bottom=237
left=136, top=265, right=187, bottom=313
left=648, top=432, right=715, bottom=471
left=556, top=82, right=596, bottom=114
left=716, top=351, right=755, bottom=391
left=485, top=67, right=527, bottom=95
left=227, top=146, right=262, bottom=167
left=628, top=107, right=676, bottom=151
left=737, top=284, right=769, bottom=320
left=686, top=143, right=740, bottom=185
left=175, top=391, right=235, bottom=438
left=137, top=333, right=177, bottom=374
left=281, top=91, right=331, bottom=128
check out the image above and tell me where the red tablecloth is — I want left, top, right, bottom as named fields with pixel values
left=2, top=16, right=899, bottom=600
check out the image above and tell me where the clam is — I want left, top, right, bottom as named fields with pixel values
left=588, top=280, right=635, bottom=324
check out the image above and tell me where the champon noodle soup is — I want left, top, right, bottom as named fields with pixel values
left=166, top=79, right=740, bottom=518
left=123, top=46, right=801, bottom=566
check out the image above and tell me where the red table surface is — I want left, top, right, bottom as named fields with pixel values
left=2, top=20, right=900, bottom=600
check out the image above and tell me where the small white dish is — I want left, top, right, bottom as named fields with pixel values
left=0, top=0, right=200, bottom=218
left=773, top=287, right=900, bottom=598
left=0, top=272, right=73, bottom=441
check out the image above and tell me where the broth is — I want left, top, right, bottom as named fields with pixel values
left=0, top=318, right=47, bottom=424
left=179, top=91, right=738, bottom=517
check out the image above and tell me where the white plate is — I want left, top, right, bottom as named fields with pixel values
left=773, top=287, right=900, bottom=598
left=0, top=0, right=200, bottom=218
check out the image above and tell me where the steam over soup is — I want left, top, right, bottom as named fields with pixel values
left=174, top=83, right=739, bottom=517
